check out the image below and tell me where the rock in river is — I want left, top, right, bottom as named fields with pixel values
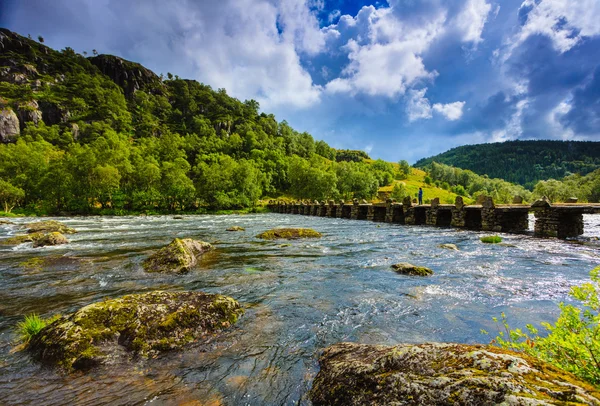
left=256, top=228, right=321, bottom=240
left=143, top=238, right=213, bottom=273
left=25, top=220, right=76, bottom=234
left=438, top=243, right=459, bottom=251
left=310, top=342, right=600, bottom=406
left=32, top=231, right=68, bottom=247
left=28, top=291, right=243, bottom=371
left=226, top=226, right=245, bottom=231
left=391, top=262, right=433, bottom=276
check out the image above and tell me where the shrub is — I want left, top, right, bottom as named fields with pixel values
left=480, top=235, right=502, bottom=244
left=484, top=266, right=600, bottom=386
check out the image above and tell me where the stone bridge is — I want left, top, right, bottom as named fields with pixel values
left=268, top=197, right=600, bottom=239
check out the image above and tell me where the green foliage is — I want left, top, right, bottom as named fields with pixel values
left=532, top=169, right=600, bottom=203
left=427, top=162, right=532, bottom=204
left=480, top=235, right=502, bottom=244
left=0, top=179, right=25, bottom=213
left=486, top=267, right=600, bottom=386
left=17, top=313, right=59, bottom=344
left=335, top=149, right=370, bottom=162
left=415, top=140, right=600, bottom=190
left=391, top=182, right=407, bottom=201
left=397, top=160, right=410, bottom=180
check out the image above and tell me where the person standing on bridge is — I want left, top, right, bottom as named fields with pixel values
left=418, top=188, right=423, bottom=205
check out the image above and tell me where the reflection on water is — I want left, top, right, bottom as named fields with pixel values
left=0, top=213, right=599, bottom=405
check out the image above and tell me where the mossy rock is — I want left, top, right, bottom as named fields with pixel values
left=438, top=243, right=459, bottom=251
left=256, top=228, right=322, bottom=240
left=0, top=232, right=43, bottom=245
left=33, top=231, right=68, bottom=247
left=310, top=342, right=600, bottom=405
left=391, top=262, right=433, bottom=276
left=481, top=235, right=502, bottom=244
left=143, top=238, right=213, bottom=274
left=0, top=219, right=13, bottom=225
left=226, top=226, right=245, bottom=231
left=25, top=220, right=76, bottom=234
left=28, top=291, right=243, bottom=371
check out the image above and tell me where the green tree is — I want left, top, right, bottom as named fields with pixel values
left=0, top=180, right=25, bottom=213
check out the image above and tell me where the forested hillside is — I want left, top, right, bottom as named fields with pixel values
left=414, top=140, right=600, bottom=189
left=0, top=28, right=404, bottom=214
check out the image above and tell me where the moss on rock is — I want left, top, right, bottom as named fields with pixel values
left=310, top=342, right=600, bottom=406
left=25, top=220, right=76, bottom=234
left=28, top=291, right=243, bottom=371
left=0, top=232, right=43, bottom=245
left=142, top=238, right=213, bottom=274
left=391, top=263, right=433, bottom=276
left=256, top=228, right=322, bottom=240
left=33, top=231, right=68, bottom=247
left=481, top=235, right=502, bottom=244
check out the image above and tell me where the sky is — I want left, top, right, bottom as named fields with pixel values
left=1, top=0, right=599, bottom=163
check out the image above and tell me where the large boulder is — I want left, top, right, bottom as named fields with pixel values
left=17, top=100, right=43, bottom=129
left=25, top=220, right=77, bottom=234
left=28, top=291, right=243, bottom=371
left=0, top=232, right=43, bottom=245
left=33, top=231, right=68, bottom=247
left=310, top=342, right=600, bottom=406
left=256, top=228, right=322, bottom=240
left=143, top=238, right=213, bottom=273
left=0, top=108, right=19, bottom=142
left=391, top=262, right=433, bottom=276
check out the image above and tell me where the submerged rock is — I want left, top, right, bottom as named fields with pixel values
left=256, top=228, right=322, bottom=240
left=310, top=342, right=600, bottom=406
left=33, top=231, right=68, bottom=247
left=28, top=291, right=243, bottom=371
left=0, top=232, right=43, bottom=245
left=0, top=219, right=14, bottom=224
left=391, top=262, right=433, bottom=276
left=143, top=238, right=213, bottom=273
left=226, top=226, right=245, bottom=231
left=438, top=243, right=459, bottom=251
left=25, top=220, right=76, bottom=234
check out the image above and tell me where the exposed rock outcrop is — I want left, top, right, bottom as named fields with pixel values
left=0, top=108, right=20, bottom=142
left=17, top=100, right=42, bottom=129
left=310, top=342, right=600, bottom=406
left=391, top=262, right=433, bottom=276
left=143, top=238, right=214, bottom=273
left=256, top=228, right=322, bottom=240
left=226, top=226, right=245, bottom=231
left=33, top=231, right=68, bottom=247
left=28, top=291, right=243, bottom=371
left=439, top=243, right=459, bottom=251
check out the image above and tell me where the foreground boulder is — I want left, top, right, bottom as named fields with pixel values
left=25, top=220, right=76, bottom=234
left=32, top=231, right=68, bottom=247
left=310, top=342, right=600, bottom=406
left=256, top=228, right=322, bottom=240
left=28, top=291, right=243, bottom=371
left=391, top=262, right=433, bottom=276
left=0, top=232, right=42, bottom=245
left=143, top=238, right=213, bottom=273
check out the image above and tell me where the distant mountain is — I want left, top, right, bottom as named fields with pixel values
left=414, top=140, right=600, bottom=189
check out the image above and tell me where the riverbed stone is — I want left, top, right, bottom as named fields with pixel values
left=143, top=238, right=213, bottom=273
left=0, top=232, right=43, bottom=245
left=28, top=291, right=243, bottom=371
left=391, top=262, right=433, bottom=276
left=256, top=228, right=322, bottom=240
left=0, top=219, right=13, bottom=224
left=32, top=231, right=68, bottom=247
left=226, top=226, right=245, bottom=231
left=25, top=220, right=76, bottom=234
left=438, top=243, right=459, bottom=251
left=310, top=342, right=600, bottom=406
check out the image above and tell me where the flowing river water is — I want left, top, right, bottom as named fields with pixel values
left=0, top=213, right=599, bottom=405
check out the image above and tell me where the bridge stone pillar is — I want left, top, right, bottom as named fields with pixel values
left=451, top=196, right=466, bottom=227
left=481, top=197, right=501, bottom=231
left=533, top=198, right=584, bottom=238
left=326, top=200, right=335, bottom=217
left=385, top=199, right=394, bottom=222
left=310, top=201, right=319, bottom=216
left=403, top=196, right=416, bottom=225
left=426, top=198, right=440, bottom=225
left=351, top=199, right=359, bottom=220
left=367, top=204, right=375, bottom=221
left=335, top=200, right=344, bottom=218
left=318, top=201, right=327, bottom=216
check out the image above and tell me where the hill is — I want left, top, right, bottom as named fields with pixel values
left=414, top=140, right=600, bottom=189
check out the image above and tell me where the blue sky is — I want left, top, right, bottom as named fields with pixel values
left=1, top=0, right=599, bottom=162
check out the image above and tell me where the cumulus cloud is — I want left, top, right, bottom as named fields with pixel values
left=433, top=101, right=465, bottom=120
left=454, top=0, right=493, bottom=44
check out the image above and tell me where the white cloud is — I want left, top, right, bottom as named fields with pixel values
left=407, top=88, right=433, bottom=122
left=454, top=0, right=493, bottom=44
left=433, top=101, right=466, bottom=120
left=490, top=98, right=529, bottom=142
left=511, top=0, right=600, bottom=54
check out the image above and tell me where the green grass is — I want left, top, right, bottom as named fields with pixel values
left=0, top=211, right=20, bottom=217
left=16, top=313, right=59, bottom=344
left=480, top=235, right=503, bottom=244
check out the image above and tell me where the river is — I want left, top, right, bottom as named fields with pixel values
left=0, top=213, right=599, bottom=405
